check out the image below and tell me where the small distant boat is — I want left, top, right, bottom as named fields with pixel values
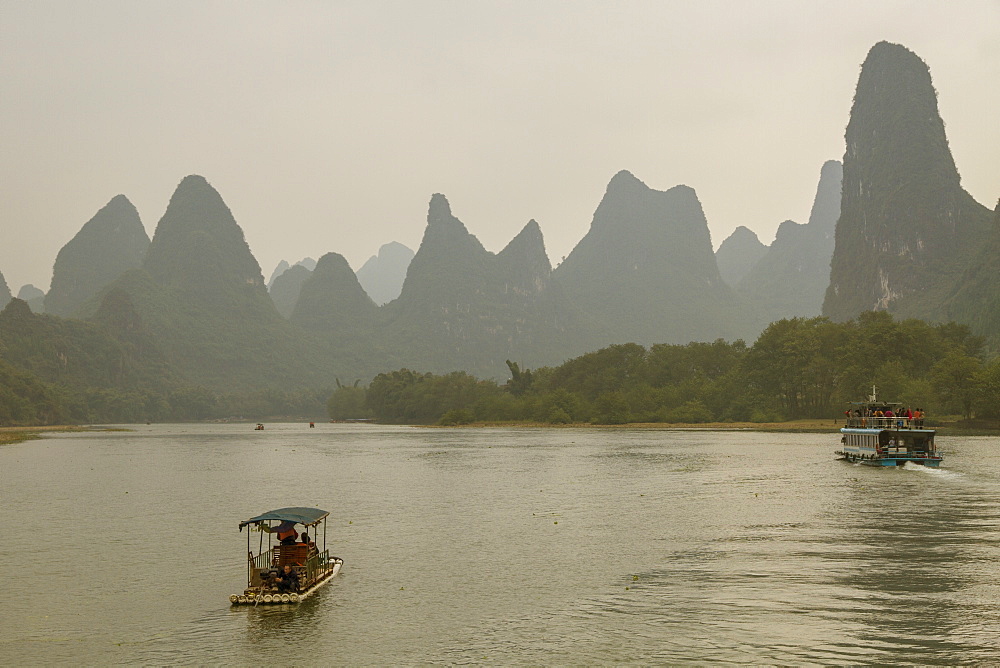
left=230, top=507, right=343, bottom=605
left=835, top=387, right=941, bottom=467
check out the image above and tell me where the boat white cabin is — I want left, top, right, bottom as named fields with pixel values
left=835, top=388, right=940, bottom=467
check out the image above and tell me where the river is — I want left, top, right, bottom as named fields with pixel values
left=2, top=423, right=999, bottom=665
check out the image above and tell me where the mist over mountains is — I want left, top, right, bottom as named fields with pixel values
left=1, top=40, right=997, bottom=415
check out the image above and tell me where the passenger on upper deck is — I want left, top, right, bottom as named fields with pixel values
left=263, top=520, right=299, bottom=544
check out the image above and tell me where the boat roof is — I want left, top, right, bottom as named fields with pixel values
left=239, top=507, right=329, bottom=530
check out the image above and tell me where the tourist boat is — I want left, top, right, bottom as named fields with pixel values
left=835, top=388, right=940, bottom=467
left=230, top=506, right=343, bottom=605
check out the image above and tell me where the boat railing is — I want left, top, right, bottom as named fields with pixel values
left=250, top=547, right=276, bottom=571
left=305, top=550, right=332, bottom=581
left=845, top=416, right=926, bottom=429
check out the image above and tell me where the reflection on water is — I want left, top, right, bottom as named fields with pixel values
left=1, top=425, right=999, bottom=664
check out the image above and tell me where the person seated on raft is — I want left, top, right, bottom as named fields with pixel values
left=298, top=532, right=318, bottom=555
left=276, top=564, right=299, bottom=593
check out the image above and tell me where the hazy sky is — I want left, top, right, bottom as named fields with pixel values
left=2, top=1, right=997, bottom=292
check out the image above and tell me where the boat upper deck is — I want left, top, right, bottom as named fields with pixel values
left=842, top=391, right=928, bottom=431
left=843, top=415, right=928, bottom=430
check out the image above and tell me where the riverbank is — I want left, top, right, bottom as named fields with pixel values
left=0, top=425, right=91, bottom=445
left=422, top=419, right=838, bottom=432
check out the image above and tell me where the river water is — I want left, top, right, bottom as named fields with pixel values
left=2, top=424, right=1000, bottom=665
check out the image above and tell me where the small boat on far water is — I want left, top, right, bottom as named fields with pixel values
left=230, top=507, right=343, bottom=605
left=835, top=387, right=941, bottom=467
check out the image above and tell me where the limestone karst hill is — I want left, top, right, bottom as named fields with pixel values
left=290, top=251, right=378, bottom=338
left=5, top=40, right=997, bottom=402
left=823, top=41, right=993, bottom=323
left=554, top=170, right=747, bottom=349
left=377, top=194, right=580, bottom=378
left=716, top=226, right=767, bottom=288
left=45, top=194, right=149, bottom=317
left=947, top=201, right=1000, bottom=352
left=97, top=175, right=369, bottom=389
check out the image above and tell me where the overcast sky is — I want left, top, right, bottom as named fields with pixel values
left=1, top=0, right=997, bottom=292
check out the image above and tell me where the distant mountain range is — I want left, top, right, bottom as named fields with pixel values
left=16, top=284, right=45, bottom=313
left=717, top=160, right=843, bottom=324
left=356, top=242, right=414, bottom=306
left=1, top=40, right=996, bottom=401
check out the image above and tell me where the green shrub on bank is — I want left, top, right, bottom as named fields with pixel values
left=342, top=313, right=997, bottom=426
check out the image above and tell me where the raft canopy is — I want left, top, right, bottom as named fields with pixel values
left=239, top=507, right=330, bottom=531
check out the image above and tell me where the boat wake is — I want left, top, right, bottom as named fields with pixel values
left=902, top=461, right=962, bottom=478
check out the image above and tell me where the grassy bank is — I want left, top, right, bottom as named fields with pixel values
left=0, top=425, right=89, bottom=445
left=423, top=419, right=839, bottom=432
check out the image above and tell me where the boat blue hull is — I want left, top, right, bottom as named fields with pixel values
left=838, top=452, right=942, bottom=467
left=838, top=425, right=940, bottom=468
